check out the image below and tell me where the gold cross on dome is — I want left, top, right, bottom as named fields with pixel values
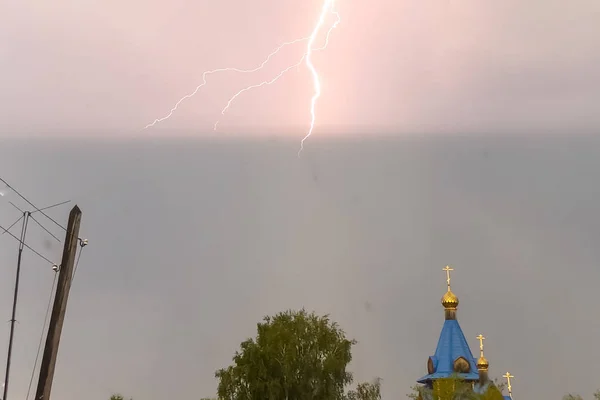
left=503, top=372, right=514, bottom=395
left=442, top=265, right=454, bottom=290
left=476, top=334, right=485, bottom=350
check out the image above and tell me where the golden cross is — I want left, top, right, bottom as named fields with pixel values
left=442, top=266, right=454, bottom=290
left=503, top=372, right=514, bottom=395
left=476, top=334, right=485, bottom=356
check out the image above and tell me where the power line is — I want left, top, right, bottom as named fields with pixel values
left=7, top=202, right=22, bottom=213
left=1, top=216, right=23, bottom=237
left=34, top=206, right=84, bottom=400
left=1, top=197, right=71, bottom=262
left=28, top=214, right=61, bottom=244
left=26, top=271, right=58, bottom=400
left=9, top=199, right=71, bottom=218
left=0, top=178, right=67, bottom=232
left=24, top=237, right=88, bottom=400
left=23, top=212, right=88, bottom=400
left=0, top=221, right=56, bottom=266
left=0, top=187, right=70, bottom=400
left=0, top=180, right=76, bottom=254
left=33, top=200, right=71, bottom=214
left=72, top=240, right=87, bottom=282
left=0, top=186, right=86, bottom=400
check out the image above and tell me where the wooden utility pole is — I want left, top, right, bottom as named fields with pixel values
left=34, top=205, right=82, bottom=400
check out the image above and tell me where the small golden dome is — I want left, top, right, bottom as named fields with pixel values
left=477, top=355, right=489, bottom=370
left=441, top=290, right=459, bottom=309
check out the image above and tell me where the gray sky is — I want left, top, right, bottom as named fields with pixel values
left=2, top=135, right=600, bottom=400
left=1, top=1, right=600, bottom=399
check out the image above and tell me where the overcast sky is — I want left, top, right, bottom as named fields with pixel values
left=1, top=1, right=600, bottom=400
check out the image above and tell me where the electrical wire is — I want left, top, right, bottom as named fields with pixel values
left=25, top=271, right=58, bottom=400
left=72, top=242, right=86, bottom=282
left=9, top=199, right=71, bottom=218
left=0, top=202, right=61, bottom=247
left=33, top=200, right=71, bottom=214
left=1, top=215, right=23, bottom=236
left=25, top=241, right=87, bottom=400
left=0, top=179, right=85, bottom=400
left=0, top=222, right=55, bottom=265
left=0, top=178, right=67, bottom=232
left=28, top=214, right=61, bottom=243
left=7, top=202, right=23, bottom=213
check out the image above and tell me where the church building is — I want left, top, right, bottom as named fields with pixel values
left=415, top=266, right=515, bottom=400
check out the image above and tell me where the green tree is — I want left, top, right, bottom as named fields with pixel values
left=346, top=378, right=382, bottom=400
left=562, top=391, right=600, bottom=400
left=479, top=385, right=503, bottom=400
left=434, top=377, right=480, bottom=400
left=407, top=375, right=503, bottom=400
left=109, top=395, right=131, bottom=400
left=215, top=309, right=356, bottom=400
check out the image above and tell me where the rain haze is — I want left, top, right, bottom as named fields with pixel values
left=1, top=1, right=600, bottom=400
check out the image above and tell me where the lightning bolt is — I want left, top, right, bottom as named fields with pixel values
left=299, top=0, right=338, bottom=156
left=144, top=1, right=340, bottom=155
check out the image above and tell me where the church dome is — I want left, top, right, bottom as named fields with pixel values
left=441, top=290, right=459, bottom=309
left=476, top=355, right=489, bottom=371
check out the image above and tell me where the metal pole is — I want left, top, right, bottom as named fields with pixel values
left=3, top=211, right=30, bottom=400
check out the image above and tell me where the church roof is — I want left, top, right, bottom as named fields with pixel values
left=416, top=316, right=479, bottom=383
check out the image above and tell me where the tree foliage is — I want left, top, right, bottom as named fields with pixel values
left=433, top=378, right=477, bottom=400
left=407, top=376, right=503, bottom=400
left=215, top=309, right=356, bottom=400
left=346, top=378, right=382, bottom=400
left=563, top=393, right=600, bottom=400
